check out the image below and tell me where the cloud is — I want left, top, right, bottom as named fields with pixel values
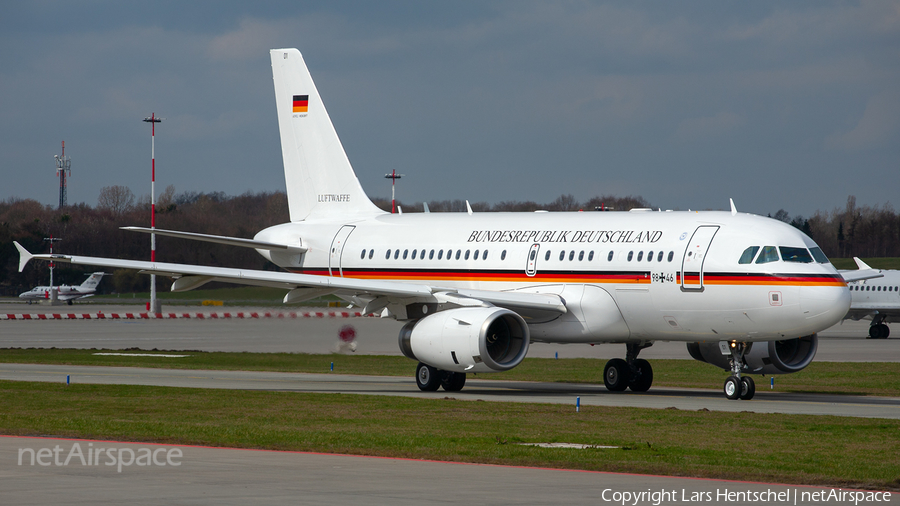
left=827, top=90, right=900, bottom=151
left=673, top=111, right=744, bottom=143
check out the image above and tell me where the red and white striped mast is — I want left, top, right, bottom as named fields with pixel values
left=384, top=169, right=403, bottom=214
left=143, top=113, right=162, bottom=313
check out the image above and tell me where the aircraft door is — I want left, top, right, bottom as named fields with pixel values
left=329, top=225, right=356, bottom=277
left=525, top=243, right=540, bottom=277
left=681, top=225, right=719, bottom=291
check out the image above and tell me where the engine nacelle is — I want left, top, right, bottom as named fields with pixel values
left=687, top=334, right=818, bottom=375
left=399, top=307, right=530, bottom=374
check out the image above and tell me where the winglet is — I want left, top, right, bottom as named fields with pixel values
left=14, top=241, right=33, bottom=272
left=466, top=200, right=473, bottom=215
left=853, top=257, right=874, bottom=271
left=729, top=198, right=737, bottom=216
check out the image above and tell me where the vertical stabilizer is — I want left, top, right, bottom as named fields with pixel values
left=80, top=272, right=106, bottom=291
left=271, top=49, right=383, bottom=221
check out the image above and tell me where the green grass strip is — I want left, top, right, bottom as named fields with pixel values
left=1, top=380, right=897, bottom=490
left=2, top=348, right=899, bottom=396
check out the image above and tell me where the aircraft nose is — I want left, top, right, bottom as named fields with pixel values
left=800, top=285, right=850, bottom=329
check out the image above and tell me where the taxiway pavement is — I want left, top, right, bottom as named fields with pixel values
left=3, top=436, right=894, bottom=506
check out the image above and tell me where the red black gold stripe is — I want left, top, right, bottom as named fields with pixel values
left=292, top=95, right=309, bottom=113
left=292, top=269, right=846, bottom=287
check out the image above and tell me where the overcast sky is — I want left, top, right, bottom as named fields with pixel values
left=2, top=1, right=898, bottom=218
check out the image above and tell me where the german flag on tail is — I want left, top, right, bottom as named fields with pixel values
left=293, top=95, right=309, bottom=113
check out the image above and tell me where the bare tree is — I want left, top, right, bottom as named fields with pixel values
left=97, top=186, right=135, bottom=215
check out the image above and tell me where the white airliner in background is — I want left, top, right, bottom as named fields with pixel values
left=844, top=258, right=899, bottom=339
left=15, top=48, right=852, bottom=400
left=18, top=272, right=107, bottom=305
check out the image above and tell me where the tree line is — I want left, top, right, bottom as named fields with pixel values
left=0, top=188, right=896, bottom=296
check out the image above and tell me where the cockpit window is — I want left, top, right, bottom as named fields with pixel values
left=755, top=246, right=779, bottom=264
left=780, top=246, right=813, bottom=263
left=738, top=246, right=759, bottom=264
left=809, top=247, right=829, bottom=264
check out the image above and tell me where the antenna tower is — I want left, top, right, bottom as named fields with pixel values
left=54, top=141, right=72, bottom=210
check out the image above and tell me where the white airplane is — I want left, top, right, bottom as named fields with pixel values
left=843, top=258, right=899, bottom=339
left=18, top=272, right=108, bottom=305
left=15, top=48, right=851, bottom=400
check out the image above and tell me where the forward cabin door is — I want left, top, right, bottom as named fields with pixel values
left=329, top=225, right=356, bottom=277
left=525, top=243, right=540, bottom=277
left=681, top=226, right=719, bottom=291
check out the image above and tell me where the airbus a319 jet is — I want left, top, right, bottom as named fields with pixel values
left=16, top=49, right=852, bottom=400
left=844, top=258, right=899, bottom=339
left=18, top=272, right=107, bottom=305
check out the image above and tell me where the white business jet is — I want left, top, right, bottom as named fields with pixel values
left=18, top=272, right=108, bottom=305
left=15, top=49, right=851, bottom=400
left=843, top=258, right=899, bottom=338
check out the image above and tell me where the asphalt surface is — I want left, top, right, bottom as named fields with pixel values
left=0, top=303, right=896, bottom=361
left=3, top=436, right=895, bottom=506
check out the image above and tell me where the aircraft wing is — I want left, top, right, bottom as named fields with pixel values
left=845, top=305, right=900, bottom=321
left=839, top=256, right=884, bottom=283
left=14, top=242, right=566, bottom=314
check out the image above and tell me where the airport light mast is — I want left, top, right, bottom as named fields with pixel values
left=143, top=113, right=163, bottom=313
left=384, top=170, right=404, bottom=214
left=54, top=141, right=71, bottom=210
left=43, top=236, right=62, bottom=303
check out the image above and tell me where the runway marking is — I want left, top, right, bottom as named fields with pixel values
left=93, top=353, right=191, bottom=358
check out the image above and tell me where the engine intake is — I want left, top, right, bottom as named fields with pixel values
left=686, top=334, right=818, bottom=375
left=399, top=307, right=530, bottom=373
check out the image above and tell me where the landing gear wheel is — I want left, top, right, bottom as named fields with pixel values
left=870, top=324, right=890, bottom=339
left=724, top=376, right=741, bottom=400
left=628, top=358, right=653, bottom=392
left=739, top=376, right=756, bottom=400
left=604, top=358, right=631, bottom=392
left=440, top=371, right=466, bottom=392
left=415, top=363, right=441, bottom=392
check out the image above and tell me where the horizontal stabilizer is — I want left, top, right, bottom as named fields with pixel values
left=121, top=227, right=307, bottom=253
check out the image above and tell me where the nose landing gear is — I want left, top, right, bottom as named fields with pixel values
left=722, top=341, right=755, bottom=400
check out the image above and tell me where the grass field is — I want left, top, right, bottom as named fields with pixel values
left=1, top=380, right=897, bottom=490
left=2, top=348, right=898, bottom=396
left=829, top=257, right=900, bottom=270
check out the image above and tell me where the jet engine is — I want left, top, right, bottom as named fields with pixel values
left=686, top=334, right=818, bottom=375
left=399, top=307, right=530, bottom=374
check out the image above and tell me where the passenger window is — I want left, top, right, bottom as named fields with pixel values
left=608, top=251, right=614, bottom=261
left=465, top=250, right=470, bottom=260
left=809, top=247, right=829, bottom=263
left=501, top=250, right=507, bottom=260
left=411, top=250, right=417, bottom=260
left=648, top=251, right=654, bottom=262
left=455, top=250, right=461, bottom=260
left=438, top=250, right=443, bottom=260
left=627, top=251, right=633, bottom=262
left=360, top=249, right=366, bottom=259
left=738, top=246, right=759, bottom=264
left=755, top=246, right=779, bottom=264
left=588, top=251, right=594, bottom=261
left=447, top=249, right=453, bottom=260
left=529, top=250, right=536, bottom=261
left=369, top=249, right=374, bottom=259
left=578, top=251, right=584, bottom=261
left=780, top=247, right=813, bottom=263
left=394, top=250, right=400, bottom=260
left=657, top=251, right=663, bottom=262
left=474, top=250, right=480, bottom=260
left=569, top=251, right=575, bottom=261
left=667, top=251, right=674, bottom=262
left=637, top=251, right=643, bottom=261
left=403, top=249, right=409, bottom=260
left=559, top=251, right=565, bottom=261
left=545, top=250, right=551, bottom=261
left=482, top=250, right=488, bottom=260
left=429, top=249, right=434, bottom=260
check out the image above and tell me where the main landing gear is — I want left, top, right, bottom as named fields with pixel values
left=722, top=341, right=755, bottom=400
left=868, top=316, right=890, bottom=339
left=415, top=362, right=466, bottom=392
left=603, top=342, right=654, bottom=393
